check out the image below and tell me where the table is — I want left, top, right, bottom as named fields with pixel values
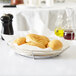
left=16, top=3, right=76, bottom=31
left=0, top=39, right=76, bottom=76
left=0, top=3, right=76, bottom=76
left=0, top=3, right=76, bottom=31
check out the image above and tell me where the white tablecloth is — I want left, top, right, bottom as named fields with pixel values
left=16, top=4, right=76, bottom=32
left=0, top=39, right=76, bottom=76
left=0, top=3, right=76, bottom=32
left=0, top=3, right=76, bottom=76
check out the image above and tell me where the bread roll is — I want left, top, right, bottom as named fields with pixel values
left=14, top=37, right=26, bottom=45
left=26, top=34, right=49, bottom=46
left=41, top=35, right=50, bottom=45
left=48, top=40, right=63, bottom=50
left=25, top=42, right=46, bottom=49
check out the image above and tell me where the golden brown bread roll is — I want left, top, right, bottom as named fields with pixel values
left=41, top=36, right=49, bottom=42
left=26, top=34, right=49, bottom=46
left=25, top=42, right=46, bottom=49
left=41, top=35, right=50, bottom=46
left=14, top=37, right=26, bottom=45
left=48, top=40, right=63, bottom=50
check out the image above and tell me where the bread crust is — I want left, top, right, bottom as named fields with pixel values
left=26, top=34, right=49, bottom=46
left=25, top=42, right=46, bottom=49
left=48, top=40, right=63, bottom=50
left=14, top=37, right=26, bottom=45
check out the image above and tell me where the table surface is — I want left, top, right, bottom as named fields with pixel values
left=0, top=39, right=76, bottom=76
left=0, top=3, right=76, bottom=10
left=0, top=3, right=76, bottom=76
left=17, top=3, right=76, bottom=10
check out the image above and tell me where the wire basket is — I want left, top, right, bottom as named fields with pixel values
left=2, top=31, right=70, bottom=59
